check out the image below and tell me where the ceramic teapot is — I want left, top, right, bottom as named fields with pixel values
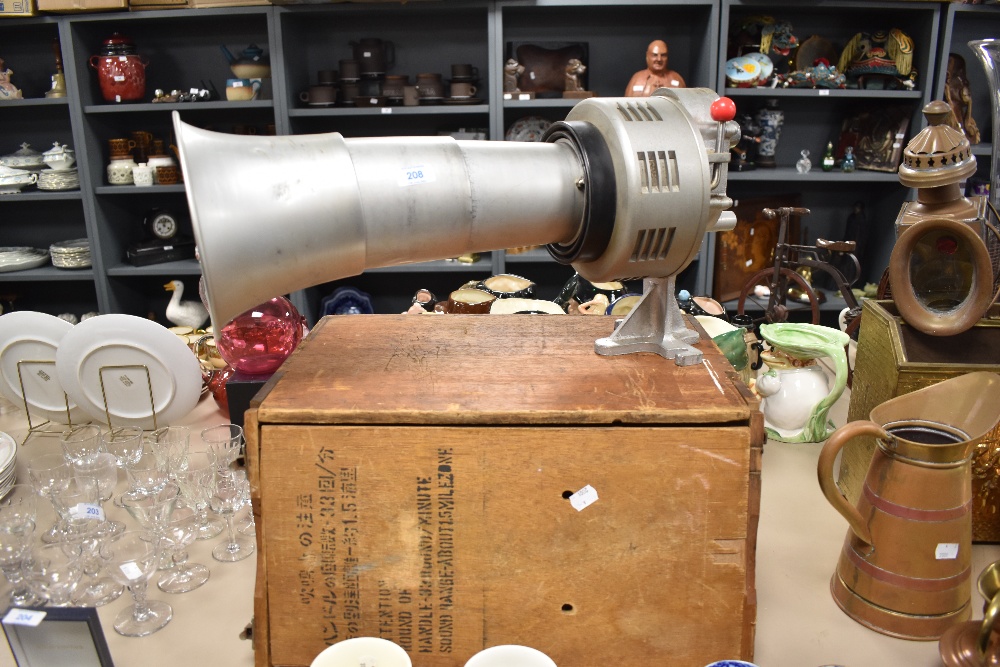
left=754, top=322, right=849, bottom=443
left=220, top=43, right=270, bottom=79
left=90, top=33, right=148, bottom=103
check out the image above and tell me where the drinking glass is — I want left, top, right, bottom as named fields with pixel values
left=201, top=423, right=243, bottom=472
left=158, top=506, right=210, bottom=594
left=26, top=541, right=84, bottom=607
left=70, top=518, right=123, bottom=608
left=102, top=425, right=144, bottom=469
left=49, top=476, right=103, bottom=539
left=100, top=530, right=172, bottom=637
left=26, top=452, right=72, bottom=543
left=73, top=452, right=125, bottom=537
left=59, top=424, right=104, bottom=465
left=121, top=482, right=179, bottom=570
left=148, top=426, right=190, bottom=476
left=0, top=486, right=42, bottom=607
left=174, top=449, right=223, bottom=540
left=206, top=469, right=254, bottom=562
left=123, top=444, right=170, bottom=502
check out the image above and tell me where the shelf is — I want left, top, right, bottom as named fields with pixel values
left=84, top=100, right=274, bottom=114
left=0, top=190, right=83, bottom=201
left=504, top=248, right=552, bottom=263
left=502, top=98, right=579, bottom=109
left=365, top=258, right=495, bottom=274
left=95, top=184, right=186, bottom=195
left=288, top=104, right=488, bottom=117
left=0, top=266, right=94, bottom=282
left=729, top=168, right=900, bottom=182
left=724, top=291, right=851, bottom=314
left=723, top=88, right=923, bottom=99
left=0, top=97, right=70, bottom=109
left=973, top=142, right=993, bottom=157
left=106, top=259, right=201, bottom=277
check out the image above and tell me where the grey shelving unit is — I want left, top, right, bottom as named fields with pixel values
left=0, top=0, right=970, bottom=325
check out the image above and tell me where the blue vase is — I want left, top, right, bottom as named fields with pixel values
left=755, top=98, right=784, bottom=168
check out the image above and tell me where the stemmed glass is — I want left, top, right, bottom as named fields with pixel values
left=173, top=448, right=223, bottom=540
left=59, top=424, right=104, bottom=465
left=0, top=484, right=43, bottom=607
left=201, top=423, right=243, bottom=472
left=157, top=506, right=210, bottom=594
left=100, top=530, right=173, bottom=637
left=74, top=452, right=126, bottom=537
left=121, top=482, right=179, bottom=570
left=26, top=541, right=84, bottom=607
left=148, top=426, right=190, bottom=476
left=26, top=452, right=72, bottom=544
left=205, top=468, right=254, bottom=562
left=101, top=426, right=143, bottom=507
left=122, top=444, right=170, bottom=503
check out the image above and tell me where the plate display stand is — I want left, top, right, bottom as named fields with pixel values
left=96, top=363, right=158, bottom=431
left=15, top=359, right=77, bottom=445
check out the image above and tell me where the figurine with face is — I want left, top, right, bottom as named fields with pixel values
left=625, top=40, right=686, bottom=96
left=945, top=54, right=980, bottom=144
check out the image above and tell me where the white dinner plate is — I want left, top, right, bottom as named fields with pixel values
left=0, top=311, right=87, bottom=424
left=55, top=314, right=202, bottom=429
left=0, top=431, right=15, bottom=474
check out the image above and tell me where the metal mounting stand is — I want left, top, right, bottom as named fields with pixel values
left=594, top=275, right=702, bottom=365
left=15, top=359, right=76, bottom=445
left=98, top=363, right=159, bottom=430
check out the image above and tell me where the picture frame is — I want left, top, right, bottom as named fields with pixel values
left=2, top=606, right=114, bottom=667
left=836, top=104, right=914, bottom=172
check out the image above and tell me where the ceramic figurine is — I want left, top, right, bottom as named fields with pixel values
left=564, top=59, right=586, bottom=92
left=0, top=59, right=23, bottom=100
left=625, top=40, right=686, bottom=96
left=754, top=322, right=849, bottom=443
left=503, top=58, right=524, bottom=93
left=164, top=279, right=209, bottom=330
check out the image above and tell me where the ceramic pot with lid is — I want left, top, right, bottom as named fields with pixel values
left=41, top=142, right=75, bottom=171
left=0, top=165, right=38, bottom=193
left=107, top=155, right=137, bottom=185
left=0, top=143, right=44, bottom=170
left=221, top=43, right=270, bottom=80
left=90, top=33, right=149, bottom=103
left=350, top=38, right=394, bottom=77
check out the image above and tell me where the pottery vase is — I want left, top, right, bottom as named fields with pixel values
left=755, top=99, right=784, bottom=168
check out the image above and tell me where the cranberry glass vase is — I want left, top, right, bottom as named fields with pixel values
left=215, top=297, right=304, bottom=375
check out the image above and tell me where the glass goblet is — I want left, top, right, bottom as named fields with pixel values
left=201, top=423, right=243, bottom=472
left=70, top=519, right=123, bottom=608
left=148, top=426, right=190, bottom=477
left=157, top=506, right=210, bottom=594
left=123, top=444, right=170, bottom=502
left=100, top=530, right=172, bottom=637
left=26, top=541, right=84, bottom=607
left=73, top=452, right=125, bottom=537
left=26, top=452, right=72, bottom=543
left=121, top=483, right=179, bottom=570
left=206, top=469, right=254, bottom=562
left=173, top=449, right=223, bottom=540
left=59, top=424, right=103, bottom=465
left=0, top=489, right=43, bottom=608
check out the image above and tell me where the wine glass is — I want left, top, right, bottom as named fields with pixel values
left=148, top=425, right=190, bottom=476
left=157, top=506, right=210, bottom=594
left=26, top=451, right=73, bottom=543
left=0, top=485, right=43, bottom=608
left=123, top=444, right=170, bottom=502
left=173, top=448, right=223, bottom=540
left=102, top=426, right=144, bottom=507
left=69, top=517, right=123, bottom=608
left=200, top=423, right=243, bottom=472
left=73, top=452, right=126, bottom=537
left=26, top=541, right=84, bottom=607
left=121, top=482, right=179, bottom=570
left=206, top=469, right=254, bottom=562
left=59, top=424, right=104, bottom=465
left=100, top=530, right=172, bottom=637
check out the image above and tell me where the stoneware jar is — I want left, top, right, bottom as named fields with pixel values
left=90, top=33, right=149, bottom=103
left=107, top=155, right=137, bottom=185
left=132, top=162, right=154, bottom=187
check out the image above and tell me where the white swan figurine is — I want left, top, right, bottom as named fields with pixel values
left=164, top=279, right=209, bottom=330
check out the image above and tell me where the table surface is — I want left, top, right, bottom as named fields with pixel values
left=0, top=381, right=995, bottom=667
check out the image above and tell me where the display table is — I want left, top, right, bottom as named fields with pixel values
left=0, top=361, right=997, bottom=666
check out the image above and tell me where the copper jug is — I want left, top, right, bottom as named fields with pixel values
left=818, top=372, right=1000, bottom=640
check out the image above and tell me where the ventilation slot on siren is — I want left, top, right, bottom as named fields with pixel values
left=637, top=150, right=679, bottom=193
left=616, top=102, right=663, bottom=122
left=631, top=227, right=676, bottom=262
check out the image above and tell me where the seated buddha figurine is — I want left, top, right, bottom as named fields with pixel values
left=625, top=40, right=686, bottom=96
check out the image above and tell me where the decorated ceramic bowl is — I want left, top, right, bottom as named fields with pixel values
left=0, top=165, right=38, bottom=193
left=41, top=142, right=76, bottom=171
left=725, top=56, right=761, bottom=88
left=0, top=142, right=44, bottom=170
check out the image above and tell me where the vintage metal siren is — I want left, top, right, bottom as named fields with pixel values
left=889, top=100, right=1000, bottom=336
left=172, top=89, right=739, bottom=364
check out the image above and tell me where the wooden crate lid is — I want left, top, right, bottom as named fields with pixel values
left=254, top=314, right=754, bottom=426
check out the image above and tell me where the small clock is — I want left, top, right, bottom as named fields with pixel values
left=143, top=208, right=179, bottom=241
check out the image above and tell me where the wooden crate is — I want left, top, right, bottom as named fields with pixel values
left=245, top=314, right=763, bottom=667
left=840, top=300, right=1000, bottom=542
